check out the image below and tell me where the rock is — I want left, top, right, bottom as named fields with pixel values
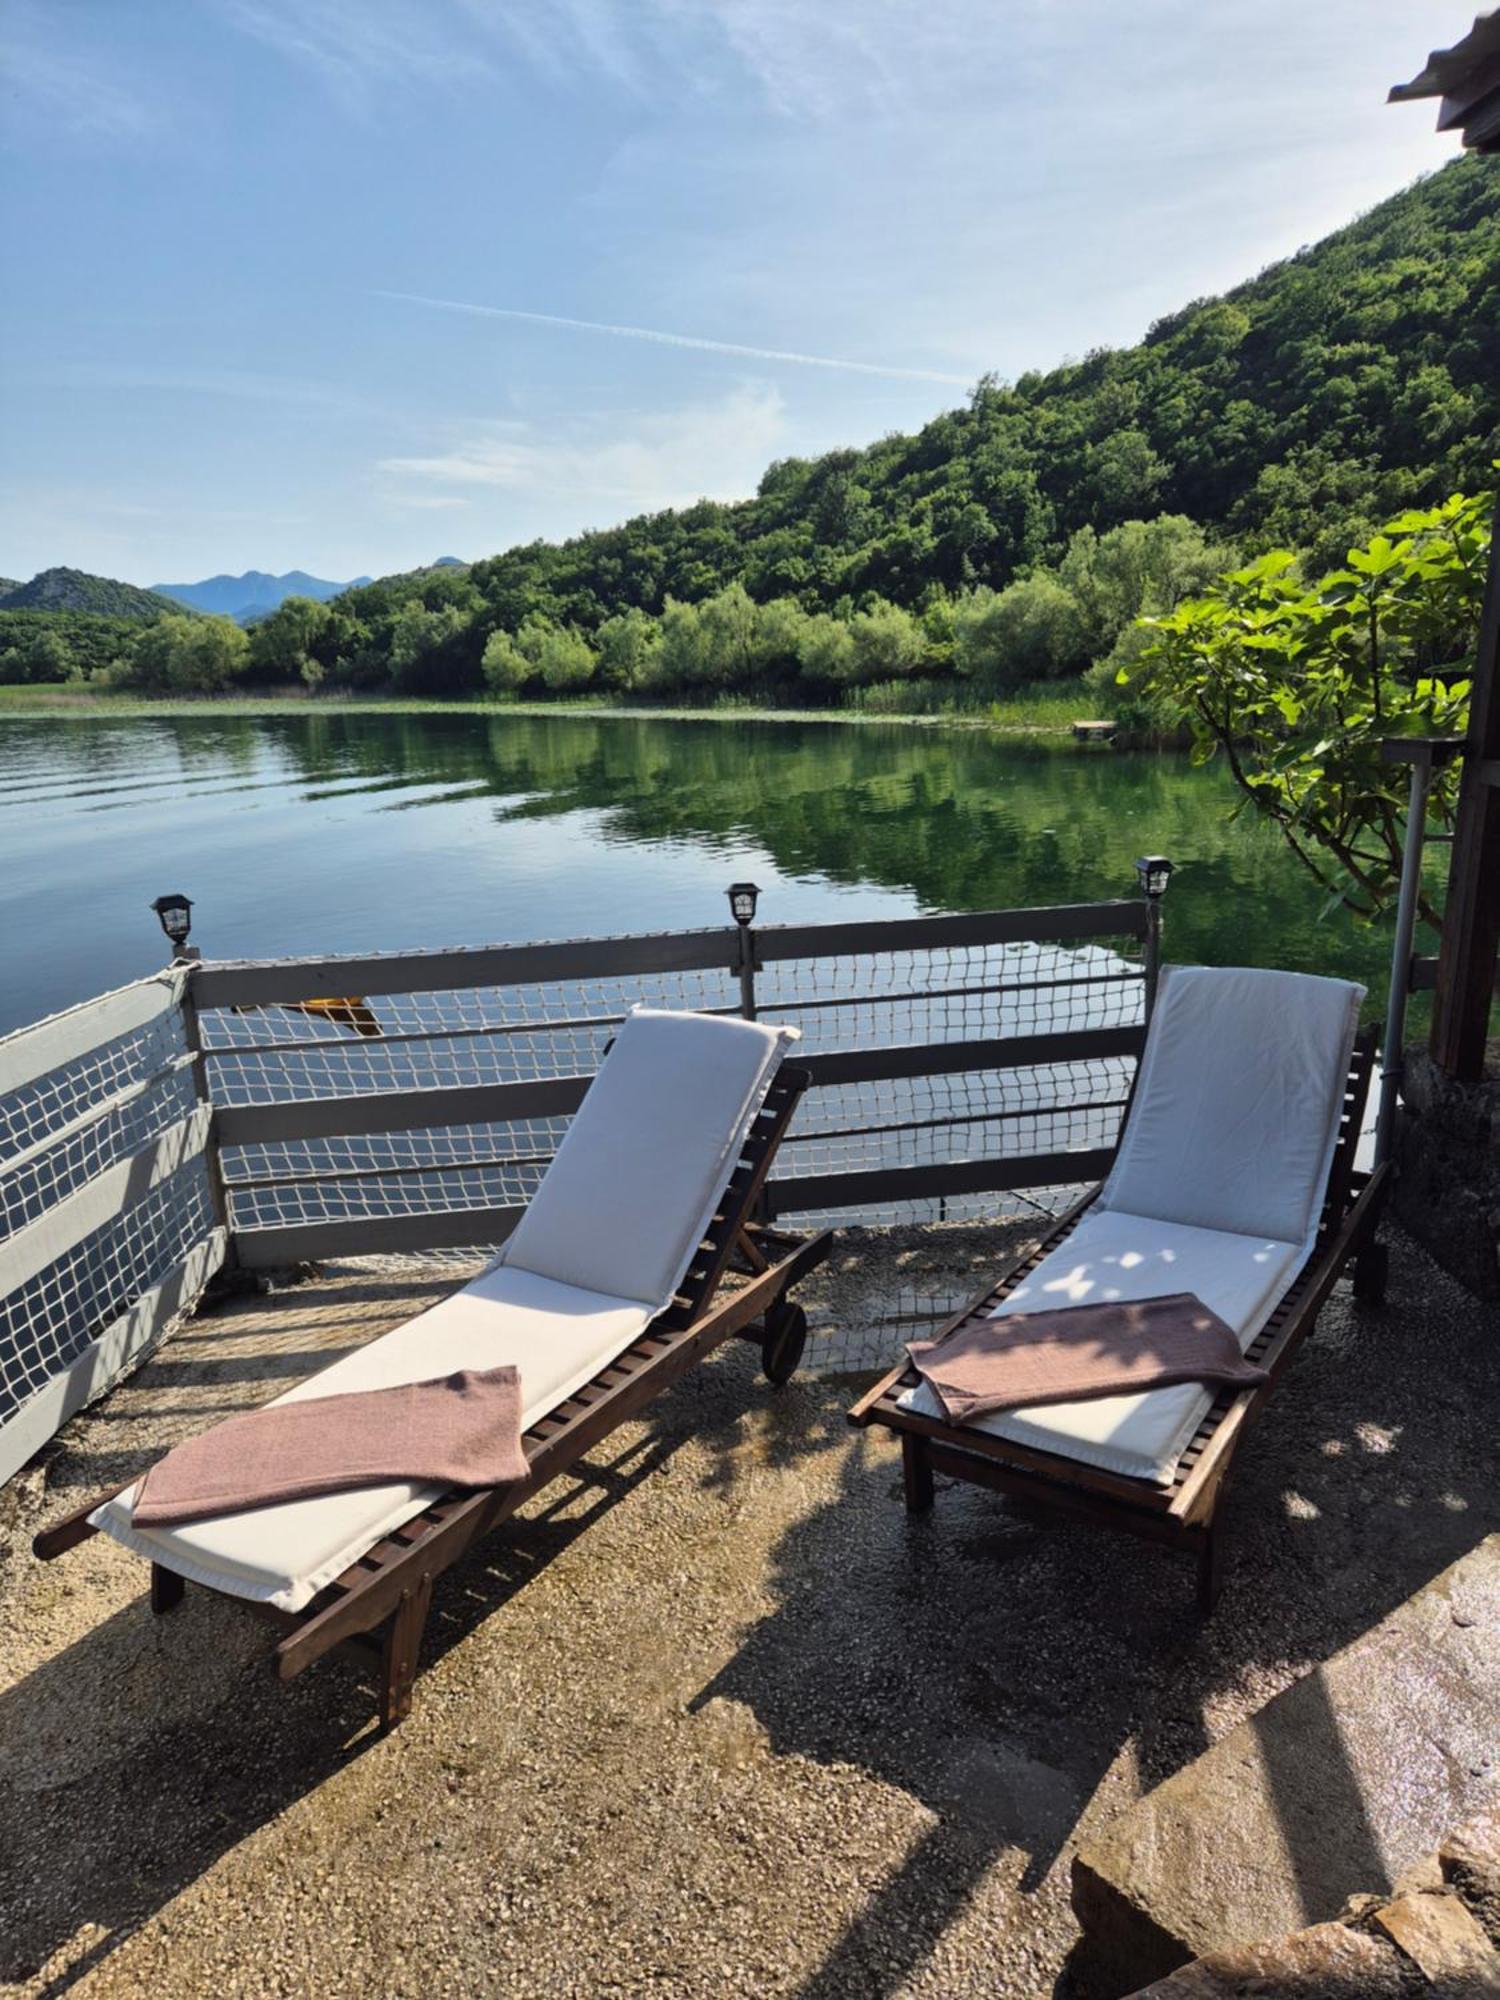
left=1127, top=1920, right=1409, bottom=1997
left=1072, top=1537, right=1500, bottom=1997
left=1442, top=1804, right=1500, bottom=1946
left=1372, top=1889, right=1498, bottom=1986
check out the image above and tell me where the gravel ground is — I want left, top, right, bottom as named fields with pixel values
left=2, top=1219, right=1497, bottom=2000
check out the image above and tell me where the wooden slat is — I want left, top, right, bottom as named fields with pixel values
left=754, top=901, right=1148, bottom=962
left=233, top=1202, right=524, bottom=1268
left=0, top=969, right=185, bottom=1100
left=0, top=1103, right=213, bottom=1296
left=9, top=1227, right=227, bottom=1494
left=765, top=1147, right=1116, bottom=1218
left=798, top=1024, right=1142, bottom=1088
left=214, top=1073, right=591, bottom=1148
left=192, top=928, right=741, bottom=1011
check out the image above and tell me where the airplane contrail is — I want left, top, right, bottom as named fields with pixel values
left=373, top=289, right=972, bottom=387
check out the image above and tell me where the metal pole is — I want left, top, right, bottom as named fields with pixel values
left=1143, top=895, right=1162, bottom=1022
left=1375, top=759, right=1433, bottom=1168
left=737, top=922, right=758, bottom=1021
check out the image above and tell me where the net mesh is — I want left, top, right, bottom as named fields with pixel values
left=0, top=918, right=1147, bottom=1464
left=203, top=926, right=1146, bottom=1243
left=0, top=982, right=219, bottom=1431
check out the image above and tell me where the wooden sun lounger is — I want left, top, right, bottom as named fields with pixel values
left=36, top=1063, right=831, bottom=1729
left=848, top=1029, right=1384, bottom=1611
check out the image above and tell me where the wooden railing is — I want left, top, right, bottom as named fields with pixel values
left=0, top=897, right=1151, bottom=1479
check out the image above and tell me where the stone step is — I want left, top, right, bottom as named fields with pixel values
left=1071, top=1534, right=1500, bottom=1997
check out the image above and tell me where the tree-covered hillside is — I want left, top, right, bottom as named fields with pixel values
left=453, top=154, right=1495, bottom=638
left=0, top=568, right=183, bottom=620
left=9, top=155, right=1496, bottom=704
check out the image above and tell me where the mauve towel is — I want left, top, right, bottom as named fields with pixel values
left=130, top=1366, right=529, bottom=1528
left=907, top=1292, right=1267, bottom=1424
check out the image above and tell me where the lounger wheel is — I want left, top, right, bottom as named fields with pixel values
left=1353, top=1239, right=1389, bottom=1305
left=761, top=1300, right=807, bottom=1386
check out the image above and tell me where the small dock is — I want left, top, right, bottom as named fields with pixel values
left=1071, top=719, right=1118, bottom=743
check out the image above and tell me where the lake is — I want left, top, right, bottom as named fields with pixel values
left=0, top=709, right=1407, bottom=1036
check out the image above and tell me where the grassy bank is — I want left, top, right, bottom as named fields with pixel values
left=0, top=680, right=1104, bottom=734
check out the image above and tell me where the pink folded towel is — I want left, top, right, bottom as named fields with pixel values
left=131, top=1365, right=529, bottom=1528
left=907, top=1291, right=1267, bottom=1425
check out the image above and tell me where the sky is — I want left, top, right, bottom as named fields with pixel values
left=0, top=0, right=1463, bottom=589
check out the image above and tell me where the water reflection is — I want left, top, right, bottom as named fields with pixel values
left=0, top=711, right=1422, bottom=1033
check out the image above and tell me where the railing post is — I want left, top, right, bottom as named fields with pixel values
left=1375, top=738, right=1459, bottom=1168
left=152, top=894, right=237, bottom=1276
left=727, top=881, right=761, bottom=1021
left=1135, top=856, right=1173, bottom=1023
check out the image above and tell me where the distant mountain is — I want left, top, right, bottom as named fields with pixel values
left=150, top=569, right=373, bottom=623
left=0, top=568, right=182, bottom=619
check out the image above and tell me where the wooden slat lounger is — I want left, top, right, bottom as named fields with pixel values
left=850, top=1024, right=1384, bottom=1611
left=37, top=1054, right=831, bottom=1729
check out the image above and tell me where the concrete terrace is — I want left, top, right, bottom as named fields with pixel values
left=2, top=1219, right=1498, bottom=1999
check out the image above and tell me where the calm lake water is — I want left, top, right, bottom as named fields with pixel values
left=0, top=710, right=1408, bottom=1036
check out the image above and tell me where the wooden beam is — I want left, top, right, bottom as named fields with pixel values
left=764, top=1147, right=1116, bottom=1217
left=1432, top=491, right=1500, bottom=1080
left=798, top=1024, right=1142, bottom=1088
left=0, top=1105, right=213, bottom=1297
left=193, top=928, right=739, bottom=1010
left=3, top=1228, right=226, bottom=1490
left=215, top=1072, right=591, bottom=1147
left=233, top=1203, right=524, bottom=1268
left=0, top=969, right=185, bottom=1098
left=755, top=900, right=1148, bottom=963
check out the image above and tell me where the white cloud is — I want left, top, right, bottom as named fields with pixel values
left=379, top=384, right=788, bottom=519
left=374, top=291, right=971, bottom=386
left=0, top=30, right=154, bottom=142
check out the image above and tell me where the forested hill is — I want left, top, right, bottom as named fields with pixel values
left=456, top=154, right=1496, bottom=632
left=8, top=155, right=1497, bottom=704
left=0, top=569, right=182, bottom=619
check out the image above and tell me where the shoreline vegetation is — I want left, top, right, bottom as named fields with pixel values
left=0, top=679, right=1107, bottom=738
left=2, top=163, right=1493, bottom=730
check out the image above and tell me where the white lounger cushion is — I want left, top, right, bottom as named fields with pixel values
left=94, top=1005, right=797, bottom=1611
left=1097, top=964, right=1363, bottom=1245
left=499, top=1005, right=794, bottom=1310
left=94, top=1266, right=651, bottom=1611
left=899, top=963, right=1365, bottom=1484
left=899, top=1210, right=1303, bottom=1483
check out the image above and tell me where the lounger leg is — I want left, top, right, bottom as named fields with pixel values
left=150, top=1563, right=185, bottom=1615
left=378, top=1573, right=433, bottom=1731
left=1196, top=1527, right=1224, bottom=1614
left=902, top=1436, right=935, bottom=1514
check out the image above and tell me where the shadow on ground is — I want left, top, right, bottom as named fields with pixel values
left=688, top=1226, right=1500, bottom=1998
left=2, top=1229, right=1497, bottom=1997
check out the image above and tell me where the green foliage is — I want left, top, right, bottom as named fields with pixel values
left=247, top=595, right=331, bottom=684
left=119, top=613, right=251, bottom=692
left=11, top=158, right=1494, bottom=710
left=0, top=567, right=185, bottom=620
left=1122, top=490, right=1490, bottom=923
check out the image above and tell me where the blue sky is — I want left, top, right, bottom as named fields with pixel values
left=0, top=1, right=1461, bottom=587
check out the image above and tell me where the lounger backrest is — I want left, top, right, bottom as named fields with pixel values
left=1098, top=964, right=1364, bottom=1245
left=499, top=1006, right=795, bottom=1311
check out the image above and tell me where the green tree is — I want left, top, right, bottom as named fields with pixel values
left=595, top=607, right=660, bottom=690
left=248, top=596, right=330, bottom=683
left=1123, top=491, right=1488, bottom=924
left=126, top=614, right=249, bottom=692
left=534, top=623, right=596, bottom=691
